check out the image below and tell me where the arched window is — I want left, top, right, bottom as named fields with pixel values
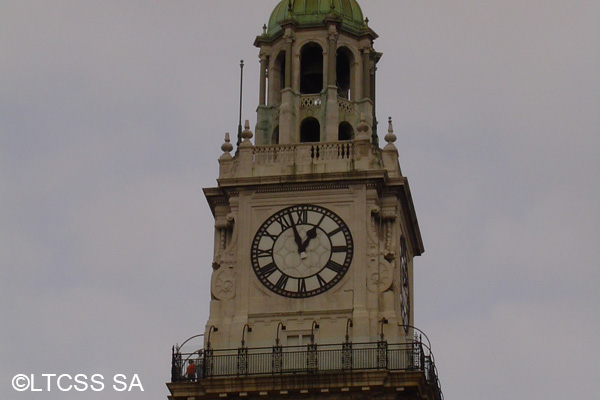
left=300, top=118, right=320, bottom=142
left=300, top=43, right=323, bottom=94
left=271, top=51, right=286, bottom=105
left=338, top=122, right=354, bottom=141
left=272, top=126, right=280, bottom=145
left=337, top=49, right=352, bottom=99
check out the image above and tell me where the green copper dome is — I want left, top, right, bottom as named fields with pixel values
left=267, top=0, right=367, bottom=37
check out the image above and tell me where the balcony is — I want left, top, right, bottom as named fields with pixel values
left=170, top=339, right=442, bottom=400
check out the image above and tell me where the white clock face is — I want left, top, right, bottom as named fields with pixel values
left=251, top=205, right=353, bottom=298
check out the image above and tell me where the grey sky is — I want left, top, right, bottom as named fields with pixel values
left=1, top=1, right=599, bottom=399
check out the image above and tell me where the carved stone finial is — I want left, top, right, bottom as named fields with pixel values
left=221, top=132, right=233, bottom=153
left=365, top=17, right=369, bottom=27
left=384, top=116, right=397, bottom=146
left=262, top=24, right=267, bottom=35
left=356, top=113, right=370, bottom=139
left=287, top=0, right=293, bottom=12
left=241, top=120, right=253, bottom=143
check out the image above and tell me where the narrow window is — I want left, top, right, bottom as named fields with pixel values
left=271, top=51, right=286, bottom=105
left=337, top=50, right=351, bottom=99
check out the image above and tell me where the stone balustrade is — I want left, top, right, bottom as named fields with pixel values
left=253, top=141, right=354, bottom=165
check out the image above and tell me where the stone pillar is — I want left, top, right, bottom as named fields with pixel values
left=284, top=30, right=293, bottom=89
left=325, top=25, right=339, bottom=142
left=327, top=25, right=337, bottom=87
left=279, top=28, right=295, bottom=143
left=362, top=47, right=371, bottom=101
left=259, top=53, right=267, bottom=105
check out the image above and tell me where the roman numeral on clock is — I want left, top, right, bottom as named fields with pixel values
left=328, top=227, right=343, bottom=236
left=294, top=209, right=308, bottom=224
left=256, top=248, right=273, bottom=258
left=297, top=278, right=307, bottom=294
left=264, top=231, right=278, bottom=242
left=325, top=260, right=345, bottom=273
left=331, top=246, right=348, bottom=253
left=260, top=263, right=277, bottom=278
left=316, top=273, right=328, bottom=288
left=275, top=214, right=292, bottom=231
left=275, top=274, right=289, bottom=290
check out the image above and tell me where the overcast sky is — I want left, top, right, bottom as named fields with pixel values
left=1, top=1, right=599, bottom=399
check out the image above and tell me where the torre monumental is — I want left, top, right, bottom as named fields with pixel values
left=168, top=2, right=443, bottom=399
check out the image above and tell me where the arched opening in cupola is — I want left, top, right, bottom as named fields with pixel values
left=300, top=117, right=320, bottom=143
left=300, top=43, right=324, bottom=94
left=337, top=47, right=354, bottom=100
left=338, top=122, right=354, bottom=141
left=270, top=51, right=286, bottom=105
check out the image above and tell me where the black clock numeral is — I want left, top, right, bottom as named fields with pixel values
left=328, top=227, right=343, bottom=236
left=325, top=260, right=345, bottom=273
left=331, top=246, right=348, bottom=253
left=294, top=209, right=308, bottom=224
left=315, top=213, right=326, bottom=228
left=256, top=248, right=273, bottom=258
left=275, top=274, right=289, bottom=290
left=298, top=278, right=307, bottom=294
left=264, top=231, right=278, bottom=242
left=275, top=214, right=292, bottom=231
left=316, top=273, right=328, bottom=288
left=260, top=263, right=278, bottom=278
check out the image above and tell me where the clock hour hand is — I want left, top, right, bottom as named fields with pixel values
left=301, top=225, right=318, bottom=251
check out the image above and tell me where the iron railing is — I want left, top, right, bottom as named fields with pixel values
left=171, top=339, right=442, bottom=399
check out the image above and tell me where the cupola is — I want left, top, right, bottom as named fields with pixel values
left=266, top=0, right=368, bottom=39
left=254, top=0, right=380, bottom=147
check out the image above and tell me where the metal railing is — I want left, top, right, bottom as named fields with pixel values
left=171, top=339, right=442, bottom=399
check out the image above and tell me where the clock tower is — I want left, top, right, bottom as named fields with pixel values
left=169, top=1, right=443, bottom=400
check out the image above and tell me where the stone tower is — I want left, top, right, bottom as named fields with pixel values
left=169, top=2, right=443, bottom=399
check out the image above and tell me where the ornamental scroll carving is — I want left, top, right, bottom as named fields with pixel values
left=212, top=213, right=235, bottom=270
left=212, top=266, right=235, bottom=301
left=366, top=206, right=393, bottom=293
left=211, top=212, right=237, bottom=301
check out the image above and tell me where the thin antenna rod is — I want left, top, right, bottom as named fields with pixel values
left=237, top=60, right=244, bottom=147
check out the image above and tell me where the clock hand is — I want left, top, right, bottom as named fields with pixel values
left=301, top=225, right=318, bottom=251
left=289, top=216, right=307, bottom=258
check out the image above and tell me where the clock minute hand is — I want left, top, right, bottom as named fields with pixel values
left=290, top=219, right=307, bottom=258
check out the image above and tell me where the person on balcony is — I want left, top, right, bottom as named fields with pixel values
left=187, top=360, right=196, bottom=381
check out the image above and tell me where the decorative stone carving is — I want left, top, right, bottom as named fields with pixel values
left=211, top=267, right=235, bottom=300
left=370, top=205, right=380, bottom=238
left=366, top=243, right=393, bottom=293
left=213, top=213, right=235, bottom=269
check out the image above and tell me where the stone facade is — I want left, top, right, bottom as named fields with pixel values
left=168, top=1, right=442, bottom=399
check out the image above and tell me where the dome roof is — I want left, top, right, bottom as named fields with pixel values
left=267, top=0, right=367, bottom=37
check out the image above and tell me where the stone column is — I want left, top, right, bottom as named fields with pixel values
left=362, top=47, right=371, bottom=100
left=259, top=53, right=267, bottom=105
left=325, top=25, right=339, bottom=142
left=284, top=30, right=293, bottom=89
left=327, top=25, right=337, bottom=87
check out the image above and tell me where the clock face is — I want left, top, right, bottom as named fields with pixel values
left=251, top=204, right=353, bottom=298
